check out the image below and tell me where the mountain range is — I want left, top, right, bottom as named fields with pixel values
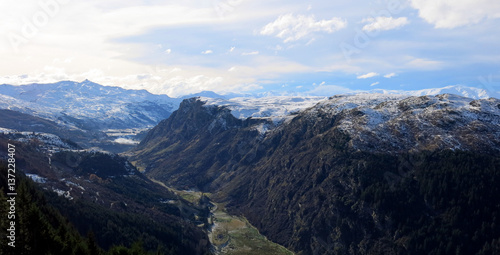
left=0, top=80, right=180, bottom=131
left=131, top=94, right=500, bottom=254
left=1, top=80, right=500, bottom=254
left=0, top=81, right=498, bottom=132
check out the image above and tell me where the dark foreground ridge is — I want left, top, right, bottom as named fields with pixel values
left=0, top=135, right=211, bottom=255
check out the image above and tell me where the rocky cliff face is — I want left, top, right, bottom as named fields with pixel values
left=133, top=97, right=271, bottom=189
left=132, top=95, right=500, bottom=255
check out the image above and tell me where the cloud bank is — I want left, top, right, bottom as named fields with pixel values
left=411, top=0, right=500, bottom=28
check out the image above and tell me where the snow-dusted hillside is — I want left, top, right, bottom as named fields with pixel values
left=0, top=80, right=181, bottom=130
left=146, top=91, right=500, bottom=154
left=198, top=85, right=498, bottom=122
left=202, top=96, right=326, bottom=120
left=0, top=80, right=497, bottom=135
left=0, top=127, right=78, bottom=151
left=305, top=93, right=500, bottom=153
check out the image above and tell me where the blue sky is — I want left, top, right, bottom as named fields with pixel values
left=0, top=0, right=499, bottom=97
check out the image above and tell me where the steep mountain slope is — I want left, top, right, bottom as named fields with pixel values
left=133, top=94, right=500, bottom=186
left=132, top=95, right=500, bottom=255
left=0, top=109, right=102, bottom=147
left=0, top=134, right=212, bottom=254
left=0, top=164, right=106, bottom=255
left=132, top=98, right=271, bottom=189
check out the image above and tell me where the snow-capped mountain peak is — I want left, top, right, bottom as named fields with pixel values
left=0, top=80, right=181, bottom=130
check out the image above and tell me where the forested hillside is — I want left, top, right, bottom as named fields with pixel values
left=0, top=133, right=212, bottom=255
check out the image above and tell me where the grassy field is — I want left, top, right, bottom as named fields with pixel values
left=156, top=182, right=294, bottom=255
left=209, top=205, right=294, bottom=255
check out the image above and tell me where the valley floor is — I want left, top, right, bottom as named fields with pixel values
left=151, top=179, right=294, bottom=255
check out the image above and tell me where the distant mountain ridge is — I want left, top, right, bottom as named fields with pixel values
left=196, top=85, right=499, bottom=122
left=0, top=80, right=497, bottom=128
left=0, top=80, right=181, bottom=130
left=371, top=85, right=499, bottom=100
left=0, top=80, right=498, bottom=151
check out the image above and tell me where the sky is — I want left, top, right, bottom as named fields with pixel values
left=0, top=0, right=499, bottom=97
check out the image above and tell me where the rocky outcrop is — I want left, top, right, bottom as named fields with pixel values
left=132, top=97, right=270, bottom=189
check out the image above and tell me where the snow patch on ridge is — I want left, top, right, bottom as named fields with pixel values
left=305, top=93, right=500, bottom=153
left=201, top=96, right=327, bottom=120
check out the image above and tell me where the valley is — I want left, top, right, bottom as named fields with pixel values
left=1, top=82, right=500, bottom=254
left=131, top=94, right=500, bottom=254
left=156, top=183, right=294, bottom=255
left=2, top=0, right=500, bottom=253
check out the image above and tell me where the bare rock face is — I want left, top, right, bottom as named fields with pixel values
left=133, top=97, right=270, bottom=189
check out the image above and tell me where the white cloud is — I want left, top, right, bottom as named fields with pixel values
left=260, top=13, right=347, bottom=43
left=202, top=50, right=213, bottom=54
left=0, top=48, right=313, bottom=97
left=242, top=51, right=259, bottom=56
left=357, top=72, right=379, bottom=79
left=406, top=58, right=443, bottom=70
left=305, top=38, right=316, bottom=46
left=362, top=17, right=409, bottom=32
left=384, top=73, right=397, bottom=78
left=410, top=0, right=500, bottom=28
left=0, top=2, right=222, bottom=82
left=2, top=1, right=495, bottom=97
left=370, top=82, right=380, bottom=86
